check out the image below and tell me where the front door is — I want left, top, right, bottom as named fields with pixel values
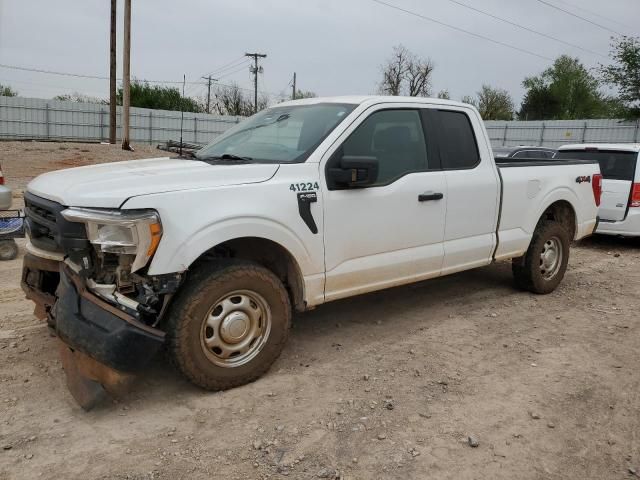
left=321, top=106, right=446, bottom=302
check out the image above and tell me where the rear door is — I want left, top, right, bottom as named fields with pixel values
left=428, top=108, right=500, bottom=274
left=556, top=149, right=638, bottom=221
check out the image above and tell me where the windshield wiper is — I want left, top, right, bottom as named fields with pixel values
left=199, top=153, right=254, bottom=162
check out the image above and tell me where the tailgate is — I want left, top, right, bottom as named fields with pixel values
left=600, top=179, right=632, bottom=221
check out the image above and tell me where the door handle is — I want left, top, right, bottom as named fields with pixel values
left=418, top=192, right=444, bottom=202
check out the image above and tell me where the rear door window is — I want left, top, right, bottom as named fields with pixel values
left=433, top=110, right=480, bottom=169
left=555, top=150, right=637, bottom=180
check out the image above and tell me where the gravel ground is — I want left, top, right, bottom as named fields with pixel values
left=1, top=142, right=639, bottom=480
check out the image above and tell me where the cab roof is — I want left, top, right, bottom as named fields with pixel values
left=277, top=95, right=473, bottom=110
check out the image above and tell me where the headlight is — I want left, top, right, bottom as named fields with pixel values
left=61, top=208, right=162, bottom=272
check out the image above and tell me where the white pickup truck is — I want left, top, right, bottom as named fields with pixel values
left=21, top=96, right=600, bottom=407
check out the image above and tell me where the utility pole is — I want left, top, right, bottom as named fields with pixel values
left=292, top=72, right=296, bottom=100
left=201, top=75, right=217, bottom=114
left=245, top=52, right=266, bottom=114
left=121, top=0, right=132, bottom=150
left=109, top=0, right=117, bottom=144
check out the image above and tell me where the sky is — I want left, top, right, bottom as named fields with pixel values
left=0, top=0, right=638, bottom=107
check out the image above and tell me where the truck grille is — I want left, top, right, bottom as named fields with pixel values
left=24, top=192, right=88, bottom=253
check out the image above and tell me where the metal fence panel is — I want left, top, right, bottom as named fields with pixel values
left=485, top=118, right=640, bottom=148
left=2, top=96, right=640, bottom=148
left=0, top=95, right=242, bottom=145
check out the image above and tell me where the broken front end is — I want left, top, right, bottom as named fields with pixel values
left=21, top=192, right=182, bottom=409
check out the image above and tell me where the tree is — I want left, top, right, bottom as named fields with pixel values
left=116, top=80, right=203, bottom=112
left=214, top=83, right=268, bottom=116
left=0, top=84, right=18, bottom=97
left=519, top=55, right=609, bottom=120
left=600, top=36, right=640, bottom=119
left=436, top=90, right=450, bottom=100
left=476, top=85, right=514, bottom=120
left=294, top=89, right=317, bottom=99
left=54, top=92, right=107, bottom=104
left=379, top=45, right=434, bottom=97
left=461, top=95, right=477, bottom=107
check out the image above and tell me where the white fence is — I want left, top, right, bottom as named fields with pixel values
left=2, top=96, right=640, bottom=148
left=0, top=96, right=243, bottom=145
left=485, top=118, right=640, bottom=148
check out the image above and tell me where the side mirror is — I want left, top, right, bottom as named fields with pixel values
left=328, top=155, right=379, bottom=189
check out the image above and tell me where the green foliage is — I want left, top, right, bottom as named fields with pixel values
left=54, top=92, right=107, bottom=104
left=600, top=36, right=640, bottom=119
left=519, top=55, right=610, bottom=120
left=460, top=95, right=477, bottom=107
left=293, top=89, right=317, bottom=99
left=117, top=80, right=203, bottom=112
left=476, top=85, right=514, bottom=120
left=0, top=84, right=18, bottom=97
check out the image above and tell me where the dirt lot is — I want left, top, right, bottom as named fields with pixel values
left=1, top=142, right=640, bottom=480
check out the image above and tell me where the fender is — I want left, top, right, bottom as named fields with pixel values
left=528, top=186, right=580, bottom=239
left=147, top=216, right=315, bottom=276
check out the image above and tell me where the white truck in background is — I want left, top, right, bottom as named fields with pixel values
left=20, top=96, right=600, bottom=408
left=557, top=144, right=640, bottom=237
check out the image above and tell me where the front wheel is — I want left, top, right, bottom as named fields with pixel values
left=512, top=221, right=570, bottom=294
left=165, top=261, right=291, bottom=390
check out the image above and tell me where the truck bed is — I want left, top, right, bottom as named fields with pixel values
left=493, top=157, right=600, bottom=262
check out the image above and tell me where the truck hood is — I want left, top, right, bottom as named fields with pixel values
left=27, top=157, right=279, bottom=208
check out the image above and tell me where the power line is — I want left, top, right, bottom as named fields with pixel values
left=553, top=0, right=635, bottom=31
left=0, top=62, right=278, bottom=97
left=200, top=56, right=247, bottom=78
left=0, top=63, right=202, bottom=85
left=207, top=58, right=251, bottom=77
left=183, top=57, right=251, bottom=98
left=216, top=62, right=252, bottom=80
left=370, top=0, right=553, bottom=61
left=534, top=0, right=624, bottom=36
left=443, top=0, right=606, bottom=58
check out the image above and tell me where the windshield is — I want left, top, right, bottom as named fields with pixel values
left=555, top=149, right=638, bottom=180
left=195, top=103, right=356, bottom=163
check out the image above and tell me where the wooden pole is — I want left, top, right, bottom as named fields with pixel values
left=292, top=72, right=296, bottom=100
left=109, top=0, right=117, bottom=144
left=121, top=0, right=132, bottom=150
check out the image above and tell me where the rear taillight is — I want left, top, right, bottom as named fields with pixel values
left=630, top=183, right=640, bottom=208
left=0, top=163, right=4, bottom=185
left=592, top=173, right=602, bottom=207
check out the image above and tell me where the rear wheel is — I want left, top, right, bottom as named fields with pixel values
left=165, top=261, right=291, bottom=390
left=512, top=221, right=570, bottom=294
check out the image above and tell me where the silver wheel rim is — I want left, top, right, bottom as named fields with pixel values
left=539, top=236, right=562, bottom=280
left=200, top=289, right=272, bottom=368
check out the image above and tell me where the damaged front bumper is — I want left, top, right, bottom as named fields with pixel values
left=22, top=256, right=165, bottom=409
left=55, top=266, right=165, bottom=373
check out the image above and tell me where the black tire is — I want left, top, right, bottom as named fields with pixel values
left=512, top=221, right=570, bottom=294
left=165, top=261, right=291, bottom=390
left=0, top=240, right=18, bottom=261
